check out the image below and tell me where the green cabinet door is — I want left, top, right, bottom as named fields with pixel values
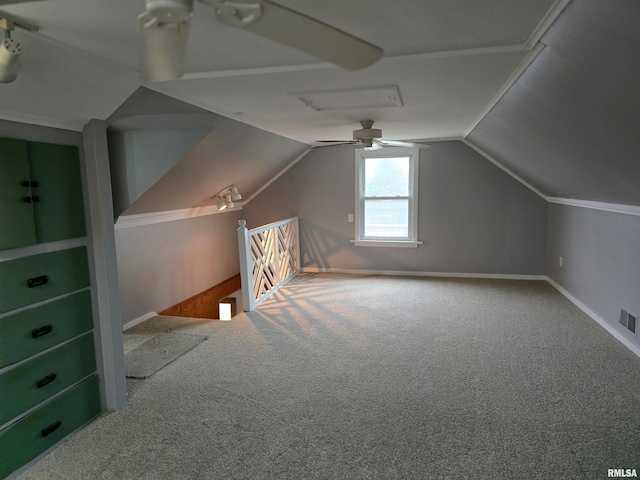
left=28, top=141, right=87, bottom=243
left=0, top=375, right=100, bottom=478
left=0, top=138, right=37, bottom=250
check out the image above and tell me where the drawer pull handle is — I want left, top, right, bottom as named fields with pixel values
left=41, top=420, right=62, bottom=437
left=32, top=324, right=53, bottom=338
left=21, top=180, right=39, bottom=187
left=22, top=196, right=41, bottom=203
left=36, top=372, right=57, bottom=388
left=27, top=275, right=49, bottom=288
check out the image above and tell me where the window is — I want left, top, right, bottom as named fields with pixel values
left=353, top=147, right=421, bottom=247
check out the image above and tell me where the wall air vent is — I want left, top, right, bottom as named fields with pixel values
left=619, top=309, right=637, bottom=335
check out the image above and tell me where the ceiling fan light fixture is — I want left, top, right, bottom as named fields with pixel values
left=139, top=0, right=194, bottom=82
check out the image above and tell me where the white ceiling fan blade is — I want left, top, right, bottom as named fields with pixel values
left=139, top=1, right=193, bottom=82
left=212, top=0, right=383, bottom=70
left=312, top=141, right=357, bottom=149
left=378, top=139, right=431, bottom=149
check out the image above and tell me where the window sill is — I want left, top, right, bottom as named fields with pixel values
left=350, top=240, right=423, bottom=248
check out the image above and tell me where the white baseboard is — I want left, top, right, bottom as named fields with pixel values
left=546, top=277, right=640, bottom=359
left=300, top=267, right=546, bottom=281
left=123, top=311, right=157, bottom=331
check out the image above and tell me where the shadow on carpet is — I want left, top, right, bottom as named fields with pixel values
left=125, top=332, right=207, bottom=379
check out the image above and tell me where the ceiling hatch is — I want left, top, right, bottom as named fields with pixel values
left=289, top=85, right=403, bottom=112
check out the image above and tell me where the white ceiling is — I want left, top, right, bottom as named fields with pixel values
left=0, top=0, right=563, bottom=142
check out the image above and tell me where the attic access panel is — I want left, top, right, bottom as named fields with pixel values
left=289, top=85, right=403, bottom=111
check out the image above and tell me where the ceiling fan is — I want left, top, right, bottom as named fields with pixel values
left=139, top=0, right=384, bottom=82
left=314, top=121, right=431, bottom=151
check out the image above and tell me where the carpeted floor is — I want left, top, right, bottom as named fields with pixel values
left=15, top=274, right=640, bottom=479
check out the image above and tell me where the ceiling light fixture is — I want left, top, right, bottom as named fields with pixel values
left=0, top=17, right=21, bottom=83
left=214, top=184, right=242, bottom=211
left=0, top=14, right=38, bottom=84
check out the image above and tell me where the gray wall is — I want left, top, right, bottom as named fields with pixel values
left=547, top=204, right=640, bottom=349
left=243, top=141, right=548, bottom=275
left=108, top=128, right=212, bottom=217
left=115, top=211, right=242, bottom=323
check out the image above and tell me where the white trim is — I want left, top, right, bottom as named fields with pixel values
left=525, top=0, right=571, bottom=48
left=243, top=148, right=313, bottom=206
left=300, top=267, right=546, bottom=281
left=123, top=311, right=158, bottom=331
left=0, top=236, right=87, bottom=262
left=546, top=197, right=640, bottom=217
left=351, top=240, right=422, bottom=248
left=546, top=277, right=640, bottom=359
left=354, top=147, right=420, bottom=245
left=461, top=139, right=547, bottom=199
left=177, top=44, right=529, bottom=82
left=464, top=42, right=546, bottom=138
left=247, top=216, right=299, bottom=235
left=0, top=112, right=84, bottom=132
left=114, top=204, right=242, bottom=229
left=83, top=120, right=127, bottom=411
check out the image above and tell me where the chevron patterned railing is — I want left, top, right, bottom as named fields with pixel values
left=238, top=217, right=300, bottom=311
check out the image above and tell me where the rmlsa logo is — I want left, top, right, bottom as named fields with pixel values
left=608, top=469, right=638, bottom=478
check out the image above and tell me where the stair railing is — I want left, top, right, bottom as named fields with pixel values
left=237, top=217, right=300, bottom=311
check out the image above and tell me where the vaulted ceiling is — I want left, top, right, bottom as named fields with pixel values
left=0, top=0, right=638, bottom=211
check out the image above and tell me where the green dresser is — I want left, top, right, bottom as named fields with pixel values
left=0, top=137, right=100, bottom=477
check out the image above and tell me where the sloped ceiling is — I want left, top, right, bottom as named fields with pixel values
left=467, top=0, right=640, bottom=206
left=0, top=0, right=558, bottom=140
left=1, top=1, right=637, bottom=212
left=121, top=114, right=308, bottom=215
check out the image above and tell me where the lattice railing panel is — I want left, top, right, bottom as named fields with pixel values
left=238, top=217, right=300, bottom=311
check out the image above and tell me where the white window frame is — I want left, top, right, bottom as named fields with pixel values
left=352, top=147, right=422, bottom=248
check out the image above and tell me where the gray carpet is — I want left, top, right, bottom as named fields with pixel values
left=15, top=274, right=640, bottom=479
left=125, top=332, right=207, bottom=379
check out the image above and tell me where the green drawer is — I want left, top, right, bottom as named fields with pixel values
left=0, top=333, right=96, bottom=426
left=0, top=290, right=93, bottom=368
left=0, top=375, right=100, bottom=478
left=0, top=247, right=90, bottom=315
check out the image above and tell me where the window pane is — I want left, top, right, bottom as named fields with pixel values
left=364, top=199, right=408, bottom=238
left=364, top=157, right=410, bottom=197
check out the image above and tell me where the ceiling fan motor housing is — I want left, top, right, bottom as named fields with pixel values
left=353, top=127, right=382, bottom=142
